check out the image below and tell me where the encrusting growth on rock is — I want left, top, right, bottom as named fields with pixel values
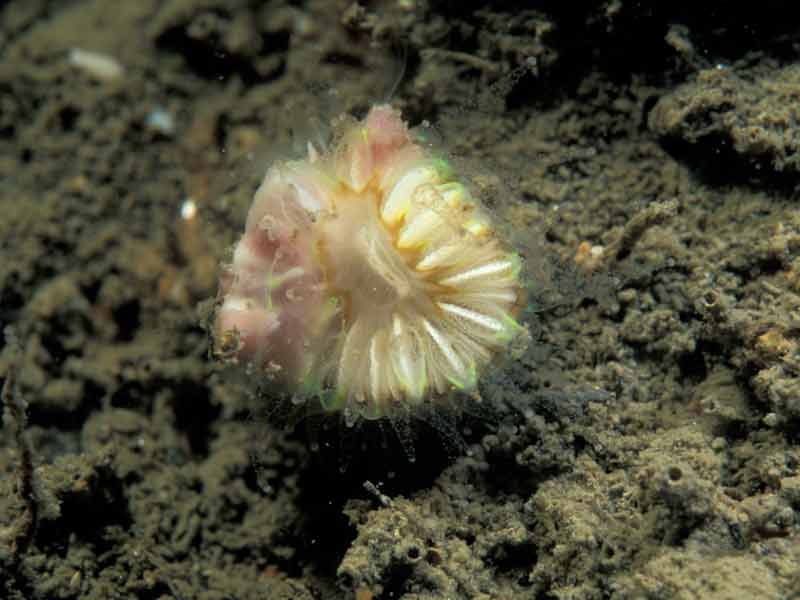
left=1, top=327, right=38, bottom=560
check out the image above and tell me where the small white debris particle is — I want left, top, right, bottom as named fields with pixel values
left=145, top=107, right=176, bottom=136
left=181, top=198, right=197, bottom=221
left=68, top=48, right=124, bottom=81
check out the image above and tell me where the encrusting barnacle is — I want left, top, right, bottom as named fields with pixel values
left=214, top=104, right=526, bottom=426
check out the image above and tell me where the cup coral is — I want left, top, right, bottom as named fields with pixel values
left=214, top=104, right=526, bottom=427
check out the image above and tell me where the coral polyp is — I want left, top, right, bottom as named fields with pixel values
left=215, top=105, right=525, bottom=423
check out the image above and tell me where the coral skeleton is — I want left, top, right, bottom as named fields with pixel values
left=215, top=105, right=525, bottom=424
